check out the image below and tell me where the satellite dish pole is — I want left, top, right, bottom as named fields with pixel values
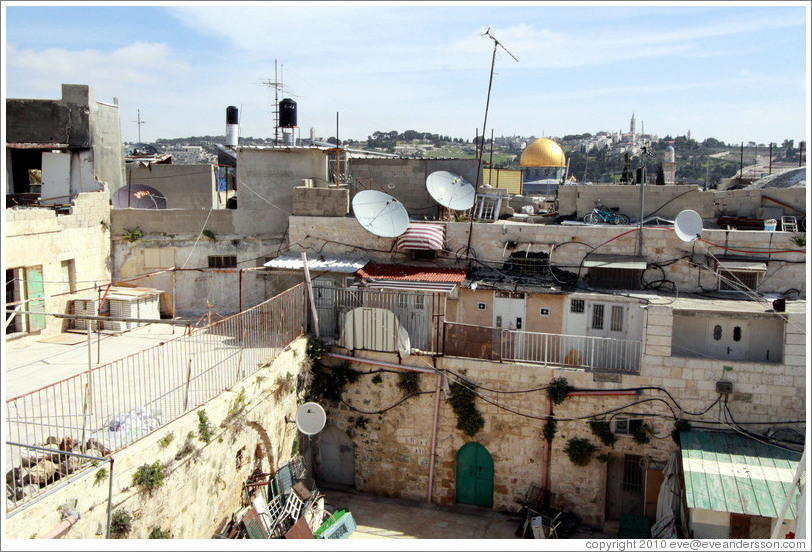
left=465, top=28, right=518, bottom=260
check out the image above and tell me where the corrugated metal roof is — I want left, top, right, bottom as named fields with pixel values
left=681, top=431, right=802, bottom=519
left=264, top=254, right=370, bottom=273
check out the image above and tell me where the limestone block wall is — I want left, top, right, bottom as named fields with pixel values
left=557, top=184, right=806, bottom=223
left=111, top=208, right=236, bottom=237
left=320, top=318, right=804, bottom=528
left=4, top=189, right=112, bottom=341
left=5, top=337, right=308, bottom=539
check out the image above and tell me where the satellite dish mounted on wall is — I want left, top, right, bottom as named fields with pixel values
left=674, top=210, right=703, bottom=243
left=295, top=402, right=326, bottom=436
left=352, top=190, right=409, bottom=237
left=426, top=171, right=476, bottom=211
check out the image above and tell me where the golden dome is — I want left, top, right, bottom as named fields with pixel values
left=520, top=137, right=566, bottom=168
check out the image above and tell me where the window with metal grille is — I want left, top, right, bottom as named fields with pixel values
left=570, top=299, right=585, bottom=314
left=622, top=454, right=644, bottom=493
left=718, top=270, right=759, bottom=292
left=208, top=255, right=237, bottom=268
left=610, top=305, right=624, bottom=332
left=591, top=304, right=605, bottom=330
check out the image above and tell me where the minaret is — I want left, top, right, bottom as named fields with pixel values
left=630, top=112, right=636, bottom=136
left=663, top=145, right=677, bottom=184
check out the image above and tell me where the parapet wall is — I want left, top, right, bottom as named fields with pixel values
left=5, top=337, right=308, bottom=539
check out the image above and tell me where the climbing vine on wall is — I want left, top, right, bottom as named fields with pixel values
left=306, top=361, right=361, bottom=403
left=546, top=377, right=574, bottom=405
left=588, top=420, right=617, bottom=448
left=397, top=372, right=421, bottom=397
left=447, top=382, right=485, bottom=437
left=543, top=416, right=557, bottom=442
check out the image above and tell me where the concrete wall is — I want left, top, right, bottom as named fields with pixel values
left=288, top=216, right=806, bottom=296
left=4, top=337, right=308, bottom=539
left=87, top=87, right=124, bottom=193
left=234, top=148, right=328, bottom=236
left=124, top=164, right=216, bottom=209
left=5, top=188, right=112, bottom=342
left=292, top=186, right=349, bottom=217
left=350, top=158, right=479, bottom=218
left=5, top=98, right=90, bottom=147
left=689, top=509, right=730, bottom=539
left=558, top=184, right=807, bottom=223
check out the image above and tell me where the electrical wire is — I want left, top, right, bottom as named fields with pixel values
left=338, top=390, right=435, bottom=415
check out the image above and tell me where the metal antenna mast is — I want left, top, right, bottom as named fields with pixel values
left=262, top=60, right=284, bottom=145
left=133, top=109, right=147, bottom=143
left=465, top=27, right=519, bottom=259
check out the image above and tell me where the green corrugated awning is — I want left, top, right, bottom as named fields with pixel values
left=681, top=431, right=802, bottom=519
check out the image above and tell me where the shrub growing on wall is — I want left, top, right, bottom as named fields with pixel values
left=564, top=437, right=597, bottom=466
left=588, top=420, right=616, bottom=447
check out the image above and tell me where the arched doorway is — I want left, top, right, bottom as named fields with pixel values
left=456, top=442, right=494, bottom=508
left=316, top=425, right=355, bottom=487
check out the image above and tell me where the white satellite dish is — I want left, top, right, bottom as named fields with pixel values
left=674, top=210, right=703, bottom=242
left=352, top=190, right=409, bottom=237
left=295, top=402, right=326, bottom=435
left=426, top=171, right=476, bottom=211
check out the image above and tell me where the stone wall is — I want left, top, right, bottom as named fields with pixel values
left=5, top=188, right=112, bottom=341
left=288, top=216, right=806, bottom=296
left=557, top=184, right=806, bottom=223
left=319, top=299, right=804, bottom=529
left=5, top=337, right=308, bottom=539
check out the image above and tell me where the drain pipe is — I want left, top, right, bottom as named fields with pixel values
left=327, top=353, right=441, bottom=504
left=427, top=370, right=442, bottom=504
left=39, top=513, right=80, bottom=539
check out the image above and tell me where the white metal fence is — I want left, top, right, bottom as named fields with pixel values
left=5, top=284, right=306, bottom=511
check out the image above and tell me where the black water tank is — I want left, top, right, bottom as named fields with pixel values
left=279, top=98, right=297, bottom=127
left=226, top=106, right=239, bottom=125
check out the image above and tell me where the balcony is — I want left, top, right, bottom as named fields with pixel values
left=443, top=322, right=641, bottom=374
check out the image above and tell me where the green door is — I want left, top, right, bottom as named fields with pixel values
left=456, top=442, right=494, bottom=508
left=25, top=266, right=45, bottom=332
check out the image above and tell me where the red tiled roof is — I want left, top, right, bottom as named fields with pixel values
left=356, top=263, right=467, bottom=283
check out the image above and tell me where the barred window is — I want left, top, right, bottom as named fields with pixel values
left=610, top=305, right=624, bottom=332
left=591, top=304, right=605, bottom=330
left=570, top=299, right=585, bottom=314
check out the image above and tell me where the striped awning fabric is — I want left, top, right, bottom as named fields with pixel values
left=396, top=223, right=445, bottom=251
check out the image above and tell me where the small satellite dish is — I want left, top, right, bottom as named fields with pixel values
left=426, top=171, right=476, bottom=211
left=295, top=402, right=326, bottom=435
left=352, top=190, right=409, bottom=237
left=674, top=210, right=703, bottom=242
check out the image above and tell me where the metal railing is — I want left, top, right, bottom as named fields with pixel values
left=5, top=441, right=114, bottom=536
left=5, top=284, right=306, bottom=511
left=443, top=322, right=641, bottom=373
left=312, top=284, right=446, bottom=354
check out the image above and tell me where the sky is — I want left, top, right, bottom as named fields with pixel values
left=2, top=2, right=810, bottom=146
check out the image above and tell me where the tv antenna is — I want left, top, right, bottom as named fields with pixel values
left=262, top=60, right=297, bottom=145
left=465, top=27, right=519, bottom=259
left=133, top=109, right=148, bottom=143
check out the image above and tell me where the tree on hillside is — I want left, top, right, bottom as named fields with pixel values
left=656, top=163, right=665, bottom=186
left=620, top=152, right=633, bottom=185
